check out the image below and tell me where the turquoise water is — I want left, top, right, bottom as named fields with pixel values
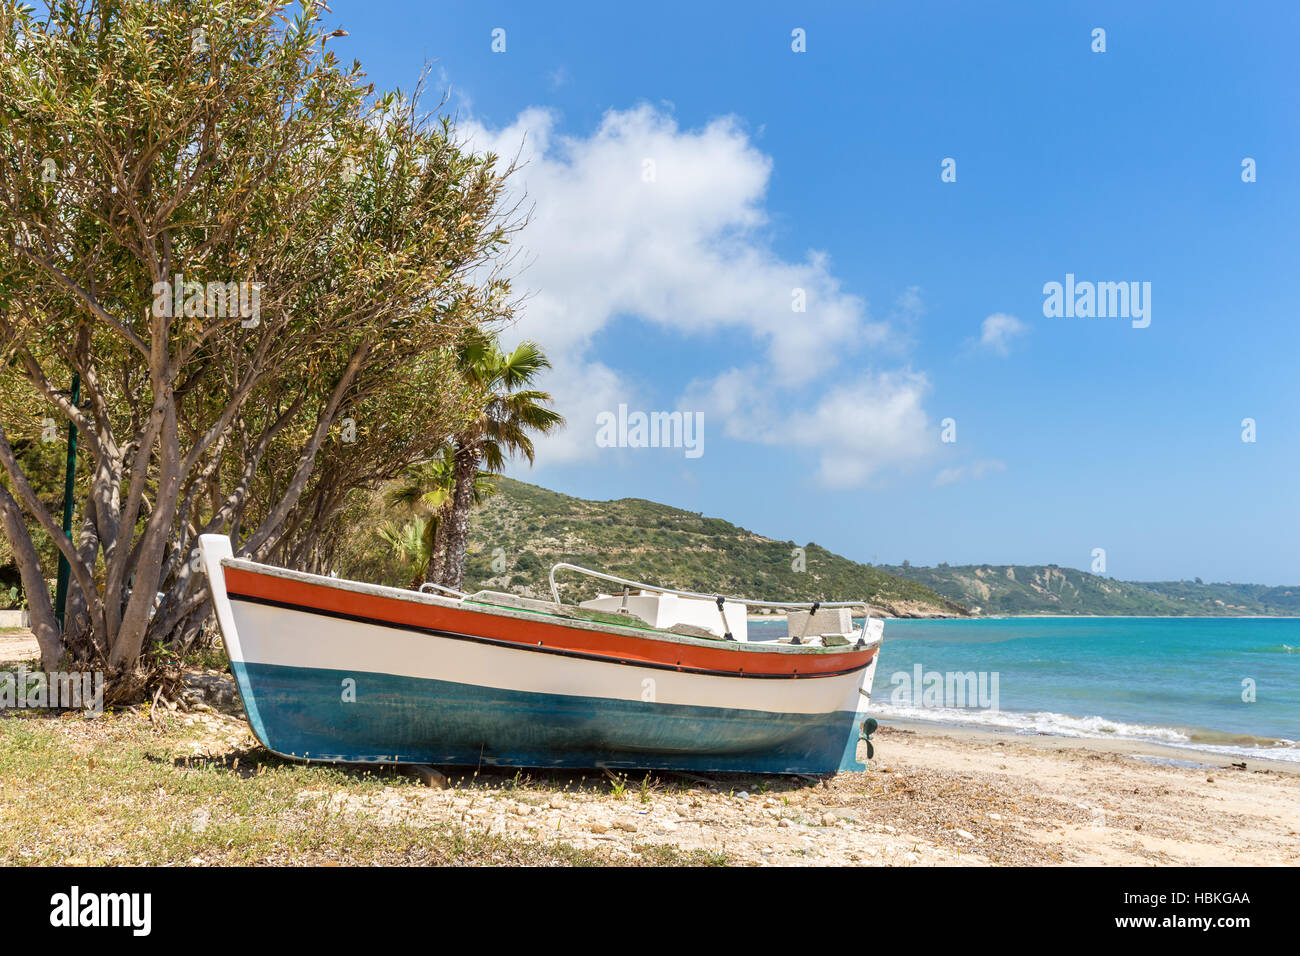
left=752, top=616, right=1300, bottom=762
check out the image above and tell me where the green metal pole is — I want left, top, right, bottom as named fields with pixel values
left=53, top=373, right=79, bottom=629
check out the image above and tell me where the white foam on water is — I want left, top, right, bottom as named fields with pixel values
left=1166, top=740, right=1300, bottom=764
left=868, top=702, right=1300, bottom=764
left=868, top=701, right=1191, bottom=740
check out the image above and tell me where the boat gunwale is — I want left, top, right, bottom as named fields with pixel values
left=220, top=557, right=879, bottom=658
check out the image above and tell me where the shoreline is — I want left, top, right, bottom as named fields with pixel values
left=877, top=715, right=1300, bottom=775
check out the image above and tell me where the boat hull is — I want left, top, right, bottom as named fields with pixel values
left=231, top=661, right=866, bottom=773
left=201, top=536, right=880, bottom=775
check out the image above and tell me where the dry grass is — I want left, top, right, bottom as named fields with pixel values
left=0, top=707, right=726, bottom=867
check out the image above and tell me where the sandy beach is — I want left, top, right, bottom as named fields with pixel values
left=3, top=629, right=1296, bottom=866
left=259, top=721, right=1300, bottom=866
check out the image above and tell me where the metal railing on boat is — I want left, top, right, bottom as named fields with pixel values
left=418, top=581, right=469, bottom=599
left=547, top=562, right=876, bottom=646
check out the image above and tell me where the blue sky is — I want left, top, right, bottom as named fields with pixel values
left=329, top=1, right=1300, bottom=584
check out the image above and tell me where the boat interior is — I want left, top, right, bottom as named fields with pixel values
left=419, top=563, right=874, bottom=648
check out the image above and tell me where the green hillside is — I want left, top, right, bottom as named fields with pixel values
left=462, top=479, right=968, bottom=617
left=877, top=563, right=1300, bottom=616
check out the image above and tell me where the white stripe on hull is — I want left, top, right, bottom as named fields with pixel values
left=230, top=600, right=873, bottom=716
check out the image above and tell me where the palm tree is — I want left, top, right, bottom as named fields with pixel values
left=389, top=446, right=501, bottom=588
left=386, top=450, right=456, bottom=588
left=376, top=518, right=432, bottom=590
left=439, top=334, right=564, bottom=589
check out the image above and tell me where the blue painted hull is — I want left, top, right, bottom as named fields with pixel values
left=231, top=661, right=866, bottom=774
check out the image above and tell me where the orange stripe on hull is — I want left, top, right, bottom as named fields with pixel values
left=223, top=565, right=875, bottom=678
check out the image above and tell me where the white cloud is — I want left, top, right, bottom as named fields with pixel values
left=459, top=104, right=926, bottom=482
left=688, top=368, right=934, bottom=488
left=933, top=458, right=1007, bottom=487
left=977, top=312, right=1028, bottom=356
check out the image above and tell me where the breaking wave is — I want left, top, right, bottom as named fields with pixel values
left=867, top=701, right=1300, bottom=764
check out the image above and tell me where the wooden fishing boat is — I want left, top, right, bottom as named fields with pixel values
left=198, top=534, right=883, bottom=774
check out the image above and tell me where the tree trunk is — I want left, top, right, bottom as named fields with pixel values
left=110, top=399, right=183, bottom=671
left=426, top=508, right=450, bottom=586
left=63, top=503, right=104, bottom=664
left=441, top=438, right=481, bottom=590
left=0, top=484, right=63, bottom=671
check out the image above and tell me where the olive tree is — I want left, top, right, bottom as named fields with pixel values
left=0, top=0, right=520, bottom=697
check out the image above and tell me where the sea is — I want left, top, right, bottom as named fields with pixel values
left=750, top=616, right=1300, bottom=763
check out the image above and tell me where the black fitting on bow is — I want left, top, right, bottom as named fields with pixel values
left=716, top=596, right=734, bottom=640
